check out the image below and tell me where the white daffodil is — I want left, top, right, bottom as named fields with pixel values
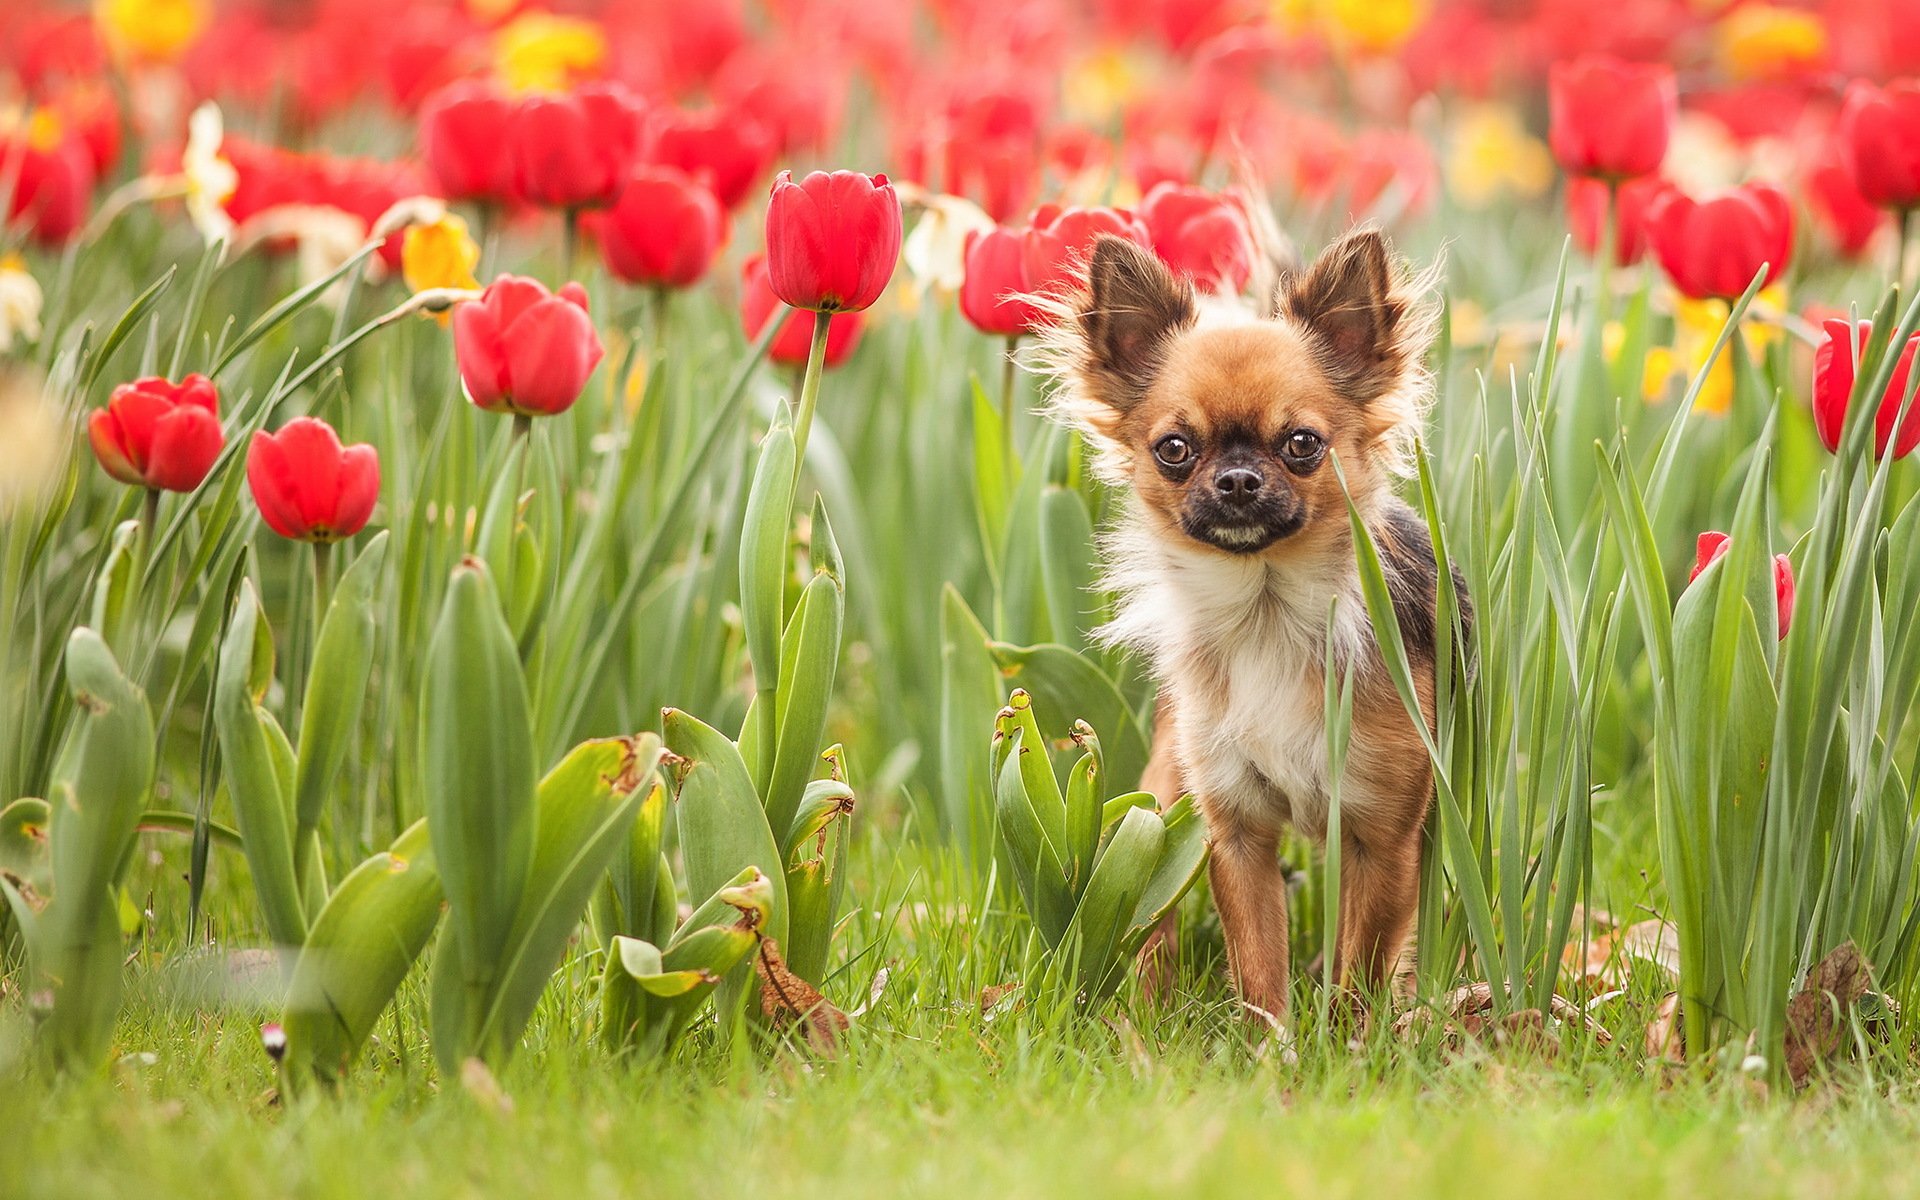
left=902, top=192, right=996, bottom=297
left=182, top=101, right=238, bottom=248
left=0, top=257, right=44, bottom=354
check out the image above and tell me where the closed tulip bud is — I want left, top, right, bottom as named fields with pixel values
left=1021, top=203, right=1152, bottom=298
left=1812, top=319, right=1920, bottom=459
left=645, top=106, right=776, bottom=211
left=453, top=274, right=605, bottom=417
left=1548, top=55, right=1675, bottom=181
left=1647, top=184, right=1794, bottom=301
left=960, top=225, right=1041, bottom=337
left=1138, top=183, right=1255, bottom=293
left=597, top=166, right=726, bottom=289
left=246, top=417, right=380, bottom=543
left=740, top=254, right=862, bottom=368
left=763, top=170, right=902, bottom=313
left=508, top=83, right=645, bottom=211
left=88, top=374, right=224, bottom=493
left=1689, top=531, right=1794, bottom=641
left=418, top=80, right=518, bottom=205
left=1837, top=79, right=1920, bottom=212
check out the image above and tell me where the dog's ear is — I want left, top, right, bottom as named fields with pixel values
left=1280, top=228, right=1418, bottom=404
left=1077, top=236, right=1196, bottom=411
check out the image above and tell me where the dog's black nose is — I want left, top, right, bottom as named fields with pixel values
left=1214, top=467, right=1263, bottom=503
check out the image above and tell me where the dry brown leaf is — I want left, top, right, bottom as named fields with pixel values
left=1392, top=981, right=1612, bottom=1053
left=1644, top=991, right=1684, bottom=1064
left=1784, top=940, right=1872, bottom=1088
left=755, top=936, right=848, bottom=1054
left=979, top=981, right=1022, bottom=1017
left=458, top=1057, right=514, bottom=1115
left=1564, top=918, right=1679, bottom=991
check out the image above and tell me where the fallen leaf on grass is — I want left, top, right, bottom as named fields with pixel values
left=1392, top=981, right=1613, bottom=1055
left=1564, top=918, right=1679, bottom=990
left=1644, top=991, right=1684, bottom=1065
left=1784, top=940, right=1871, bottom=1088
left=979, top=981, right=1022, bottom=1018
left=756, top=936, right=849, bottom=1054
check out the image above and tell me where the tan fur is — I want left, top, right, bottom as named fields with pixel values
left=1039, top=229, right=1446, bottom=1022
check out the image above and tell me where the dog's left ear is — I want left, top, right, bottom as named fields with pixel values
left=1078, top=236, right=1196, bottom=411
left=1280, top=229, right=1418, bottom=403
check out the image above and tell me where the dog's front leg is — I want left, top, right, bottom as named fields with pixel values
left=1333, top=822, right=1421, bottom=998
left=1207, top=814, right=1291, bottom=1023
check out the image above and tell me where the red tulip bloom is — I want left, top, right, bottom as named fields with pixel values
left=644, top=106, right=775, bottom=211
left=1139, top=183, right=1255, bottom=293
left=1567, top=176, right=1669, bottom=266
left=1, top=124, right=94, bottom=246
left=1804, top=140, right=1886, bottom=260
left=740, top=255, right=863, bottom=368
left=596, top=166, right=726, bottom=289
left=1838, top=80, right=1920, bottom=212
left=246, top=417, right=380, bottom=543
left=453, top=275, right=606, bottom=417
left=960, top=226, right=1042, bottom=337
left=1021, top=204, right=1152, bottom=298
left=763, top=170, right=902, bottom=313
left=418, top=80, right=517, bottom=204
left=1689, top=532, right=1794, bottom=641
left=1812, top=319, right=1920, bottom=459
left=1647, top=184, right=1794, bottom=301
left=1548, top=55, right=1675, bottom=181
left=509, top=84, right=646, bottom=211
left=88, top=374, right=225, bottom=493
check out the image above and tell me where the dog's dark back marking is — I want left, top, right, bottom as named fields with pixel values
left=1374, top=499, right=1472, bottom=662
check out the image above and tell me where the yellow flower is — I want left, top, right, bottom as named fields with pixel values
left=403, top=211, right=482, bottom=295
left=1718, top=6, right=1827, bottom=82
left=1064, top=48, right=1146, bottom=125
left=465, top=0, right=521, bottom=24
left=1444, top=104, right=1555, bottom=211
left=95, top=0, right=208, bottom=63
left=0, top=255, right=44, bottom=354
left=1659, top=285, right=1787, bottom=414
left=494, top=12, right=608, bottom=94
left=1322, top=0, right=1428, bottom=56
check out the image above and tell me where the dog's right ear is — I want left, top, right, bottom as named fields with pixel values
left=1076, top=236, right=1196, bottom=414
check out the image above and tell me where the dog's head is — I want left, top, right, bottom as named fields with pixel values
left=1045, top=228, right=1436, bottom=557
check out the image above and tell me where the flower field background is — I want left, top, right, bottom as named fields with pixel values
left=7, top=0, right=1920, bottom=1193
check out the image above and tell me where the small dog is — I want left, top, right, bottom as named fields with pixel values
left=1042, top=229, right=1463, bottom=1021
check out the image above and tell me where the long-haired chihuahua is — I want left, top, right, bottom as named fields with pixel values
left=1040, top=228, right=1463, bottom=1022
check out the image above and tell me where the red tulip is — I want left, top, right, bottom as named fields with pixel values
left=1021, top=204, right=1152, bottom=298
left=1548, top=55, right=1675, bottom=181
left=1567, top=176, right=1669, bottom=266
left=763, top=170, right=902, bottom=313
left=88, top=374, right=225, bottom=493
left=246, top=417, right=380, bottom=543
left=1138, top=183, right=1255, bottom=293
left=509, top=84, right=646, bottom=211
left=740, top=255, right=863, bottom=368
left=1647, top=184, right=1794, bottom=301
left=1812, top=319, right=1920, bottom=459
left=1, top=122, right=94, bottom=245
left=418, top=80, right=517, bottom=205
left=644, top=106, right=775, bottom=211
left=1804, top=139, right=1886, bottom=259
left=1689, top=532, right=1795, bottom=641
left=596, top=166, right=726, bottom=289
left=1838, top=80, right=1920, bottom=212
left=453, top=275, right=606, bottom=417
left=960, top=226, right=1042, bottom=337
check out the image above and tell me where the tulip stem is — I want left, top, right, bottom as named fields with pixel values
left=790, top=309, right=834, bottom=479
left=1899, top=209, right=1915, bottom=290
left=561, top=208, right=580, bottom=282
left=311, top=540, right=334, bottom=638
left=1001, top=336, right=1020, bottom=465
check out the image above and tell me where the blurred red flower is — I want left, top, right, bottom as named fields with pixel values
left=960, top=225, right=1041, bottom=337
left=1838, top=79, right=1920, bottom=211
left=596, top=166, right=727, bottom=289
left=419, top=80, right=519, bottom=206
left=1139, top=183, right=1255, bottom=293
left=453, top=275, right=606, bottom=417
left=246, top=416, right=380, bottom=543
left=509, top=83, right=646, bottom=211
left=1548, top=55, right=1675, bottom=181
left=1803, top=139, right=1886, bottom=259
left=764, top=170, right=902, bottom=313
left=1689, top=531, right=1795, bottom=641
left=645, top=106, right=776, bottom=210
left=88, top=374, right=224, bottom=494
left=1021, top=204, right=1151, bottom=298
left=1, top=122, right=94, bottom=245
left=1566, top=176, right=1670, bottom=265
left=740, top=254, right=864, bottom=367
left=1812, top=319, right=1920, bottom=459
left=1647, top=184, right=1794, bottom=300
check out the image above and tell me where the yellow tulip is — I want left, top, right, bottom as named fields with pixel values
left=1718, top=6, right=1827, bottom=82
left=1322, top=0, right=1428, bottom=56
left=403, top=213, right=482, bottom=324
left=1445, top=104, right=1555, bottom=211
left=95, top=0, right=208, bottom=63
left=494, top=12, right=608, bottom=94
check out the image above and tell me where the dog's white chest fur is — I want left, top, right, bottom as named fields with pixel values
left=1101, top=520, right=1372, bottom=841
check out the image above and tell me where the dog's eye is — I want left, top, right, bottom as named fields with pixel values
left=1153, top=434, right=1195, bottom=469
left=1283, top=430, right=1324, bottom=461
